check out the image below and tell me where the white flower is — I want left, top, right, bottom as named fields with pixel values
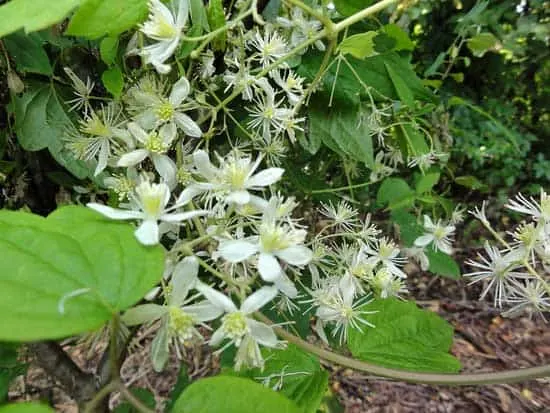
left=506, top=189, right=550, bottom=223
left=407, top=151, right=447, bottom=170
left=246, top=26, right=288, bottom=69
left=139, top=0, right=190, bottom=74
left=369, top=267, right=408, bottom=299
left=130, top=75, right=202, bottom=137
left=464, top=243, right=531, bottom=307
left=403, top=247, right=430, bottom=271
left=65, top=105, right=132, bottom=177
left=87, top=177, right=207, bottom=245
left=319, top=200, right=359, bottom=231
left=247, top=79, right=293, bottom=141
left=64, top=67, right=94, bottom=116
left=271, top=69, right=305, bottom=105
left=314, top=273, right=375, bottom=345
left=276, top=8, right=325, bottom=52
left=414, top=215, right=455, bottom=255
left=503, top=280, right=550, bottom=320
left=217, top=221, right=312, bottom=291
left=363, top=237, right=408, bottom=278
left=118, top=122, right=178, bottom=187
left=197, top=284, right=280, bottom=370
left=190, top=149, right=284, bottom=205
left=122, top=257, right=223, bottom=371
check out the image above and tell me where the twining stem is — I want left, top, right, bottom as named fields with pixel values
left=83, top=380, right=120, bottom=413
left=256, top=313, right=550, bottom=385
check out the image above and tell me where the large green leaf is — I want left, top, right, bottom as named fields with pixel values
left=0, top=206, right=165, bottom=341
left=298, top=52, right=434, bottom=106
left=347, top=299, right=461, bottom=373
left=307, top=100, right=373, bottom=166
left=172, top=376, right=302, bottom=413
left=3, top=33, right=52, bottom=75
left=66, top=0, right=148, bottom=39
left=231, top=345, right=329, bottom=413
left=0, top=0, right=80, bottom=38
left=13, top=83, right=92, bottom=179
left=425, top=250, right=461, bottom=279
left=376, top=178, right=414, bottom=209
left=0, top=404, right=55, bottom=413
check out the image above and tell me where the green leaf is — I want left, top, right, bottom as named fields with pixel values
left=347, top=298, right=461, bottom=373
left=231, top=345, right=329, bottom=413
left=102, top=66, right=124, bottom=99
left=0, top=343, right=26, bottom=403
left=338, top=32, right=377, bottom=59
left=165, top=365, right=191, bottom=412
left=308, top=100, right=373, bottom=167
left=172, top=376, right=302, bottom=413
left=415, top=172, right=440, bottom=194
left=376, top=178, right=414, bottom=209
left=100, top=36, right=119, bottom=66
left=384, top=62, right=414, bottom=107
left=3, top=33, right=52, bottom=75
left=395, top=124, right=429, bottom=158
left=425, top=250, right=461, bottom=279
left=66, top=0, right=148, bottom=39
left=113, top=388, right=156, bottom=413
left=390, top=210, right=423, bottom=246
left=455, top=175, right=488, bottom=191
left=0, top=206, right=165, bottom=341
left=189, top=0, right=210, bottom=32
left=262, top=0, right=282, bottom=21
left=207, top=0, right=226, bottom=51
left=0, top=0, right=80, bottom=38
left=467, top=32, right=499, bottom=57
left=298, top=52, right=434, bottom=106
left=0, top=404, right=55, bottom=413
left=382, top=24, right=414, bottom=51
left=333, top=0, right=375, bottom=16
left=13, top=83, right=92, bottom=179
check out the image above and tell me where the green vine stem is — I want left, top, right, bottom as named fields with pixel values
left=256, top=313, right=550, bottom=385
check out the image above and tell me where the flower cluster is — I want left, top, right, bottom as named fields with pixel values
left=465, top=190, right=550, bottom=319
left=58, top=0, right=444, bottom=373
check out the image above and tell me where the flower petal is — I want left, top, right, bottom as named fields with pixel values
left=174, top=113, right=202, bottom=137
left=193, top=150, right=217, bottom=180
left=87, top=203, right=143, bottom=220
left=135, top=219, right=160, bottom=245
left=152, top=154, right=177, bottom=188
left=127, top=122, right=149, bottom=143
left=258, top=252, right=283, bottom=282
left=169, top=76, right=190, bottom=105
left=196, top=282, right=237, bottom=312
left=169, top=256, right=199, bottom=306
left=217, top=240, right=258, bottom=262
left=247, top=319, right=278, bottom=347
left=226, top=190, right=250, bottom=205
left=118, top=149, right=149, bottom=167
left=414, top=234, right=434, bottom=247
left=276, top=245, right=312, bottom=266
left=241, top=286, right=278, bottom=314
left=122, top=304, right=167, bottom=326
left=161, top=210, right=208, bottom=222
left=246, top=168, right=284, bottom=188
left=209, top=327, right=225, bottom=346
left=183, top=301, right=224, bottom=322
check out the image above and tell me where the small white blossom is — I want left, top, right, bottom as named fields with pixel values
left=118, top=122, right=179, bottom=187
left=464, top=243, right=531, bottom=307
left=138, top=0, right=190, bottom=74
left=363, top=237, right=408, bottom=278
left=247, top=26, right=288, bottom=68
left=506, top=189, right=550, bottom=223
left=87, top=177, right=207, bottom=245
left=414, top=215, right=455, bottom=255
left=189, top=149, right=284, bottom=205
left=197, top=284, right=280, bottom=370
